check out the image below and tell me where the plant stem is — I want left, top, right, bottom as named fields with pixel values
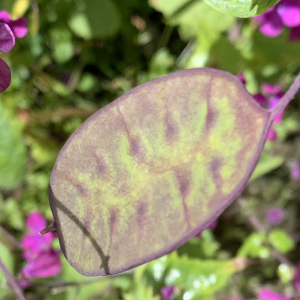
left=239, top=199, right=293, bottom=268
left=0, top=226, right=22, bottom=250
left=270, top=72, right=300, bottom=120
left=0, top=256, right=26, bottom=300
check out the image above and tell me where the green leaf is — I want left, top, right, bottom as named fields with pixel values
left=164, top=252, right=246, bottom=299
left=0, top=242, right=14, bottom=284
left=0, top=102, right=27, bottom=189
left=68, top=0, right=121, bottom=39
left=250, top=151, right=284, bottom=181
left=203, top=0, right=280, bottom=18
left=268, top=229, right=295, bottom=254
left=237, top=232, right=271, bottom=259
left=277, top=264, right=294, bottom=284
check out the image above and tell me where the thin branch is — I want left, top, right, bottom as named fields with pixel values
left=239, top=199, right=293, bottom=267
left=0, top=226, right=22, bottom=250
left=0, top=256, right=26, bottom=300
left=270, top=72, right=300, bottom=120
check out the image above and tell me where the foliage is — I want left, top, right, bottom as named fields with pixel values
left=0, top=0, right=300, bottom=299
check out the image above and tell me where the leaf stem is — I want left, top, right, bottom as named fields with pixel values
left=269, top=72, right=300, bottom=120
left=0, top=226, right=22, bottom=250
left=0, top=256, right=26, bottom=300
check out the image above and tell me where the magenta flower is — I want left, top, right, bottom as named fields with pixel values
left=253, top=0, right=300, bottom=41
left=0, top=10, right=28, bottom=39
left=21, top=212, right=61, bottom=279
left=266, top=207, right=285, bottom=225
left=258, top=288, right=293, bottom=300
left=161, top=286, right=175, bottom=300
left=22, top=250, right=61, bottom=278
left=0, top=10, right=28, bottom=93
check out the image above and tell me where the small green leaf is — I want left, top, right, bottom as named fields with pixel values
left=164, top=252, right=246, bottom=299
left=68, top=0, right=121, bottom=39
left=277, top=264, right=294, bottom=284
left=250, top=151, right=284, bottom=181
left=203, top=0, right=280, bottom=17
left=237, top=232, right=271, bottom=259
left=268, top=229, right=295, bottom=254
left=0, top=102, right=26, bottom=189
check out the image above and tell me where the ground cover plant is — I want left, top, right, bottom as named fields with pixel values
left=1, top=0, right=300, bottom=299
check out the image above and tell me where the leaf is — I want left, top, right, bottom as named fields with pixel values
left=68, top=0, right=121, bottom=39
left=0, top=102, right=27, bottom=189
left=162, top=252, right=247, bottom=299
left=203, top=0, right=280, bottom=18
left=48, top=68, right=299, bottom=276
left=250, top=151, right=284, bottom=181
left=268, top=229, right=295, bottom=254
left=237, top=232, right=271, bottom=259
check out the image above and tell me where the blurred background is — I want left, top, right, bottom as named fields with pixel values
left=0, top=0, right=300, bottom=299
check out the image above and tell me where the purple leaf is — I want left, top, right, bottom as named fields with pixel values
left=47, top=68, right=300, bottom=276
left=0, top=58, right=11, bottom=92
left=0, top=22, right=15, bottom=52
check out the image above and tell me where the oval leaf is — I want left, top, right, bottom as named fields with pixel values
left=203, top=0, right=281, bottom=18
left=49, top=68, right=274, bottom=276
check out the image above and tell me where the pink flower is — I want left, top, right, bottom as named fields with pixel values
left=0, top=10, right=28, bottom=39
left=258, top=288, right=293, bottom=300
left=266, top=207, right=285, bottom=225
left=253, top=0, right=300, bottom=41
left=161, top=286, right=175, bottom=300
left=22, top=250, right=61, bottom=278
left=21, top=212, right=61, bottom=279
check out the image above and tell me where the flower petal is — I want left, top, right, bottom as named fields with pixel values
left=289, top=25, right=300, bottom=41
left=258, top=288, right=293, bottom=300
left=267, top=128, right=277, bottom=141
left=259, top=11, right=284, bottom=37
left=26, top=212, right=47, bottom=233
left=22, top=250, right=62, bottom=278
left=9, top=18, right=28, bottom=38
left=21, top=233, right=53, bottom=259
left=277, top=0, right=300, bottom=27
left=0, top=11, right=11, bottom=23
left=253, top=93, right=267, bottom=106
left=266, top=207, right=285, bottom=225
left=0, top=58, right=11, bottom=92
left=0, top=22, right=15, bottom=52
left=161, top=286, right=175, bottom=300
left=261, top=83, right=283, bottom=95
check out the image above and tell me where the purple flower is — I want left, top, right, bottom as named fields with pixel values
left=266, top=207, right=285, bottom=225
left=253, top=0, right=300, bottom=41
left=0, top=10, right=28, bottom=39
left=258, top=288, right=293, bottom=300
left=289, top=160, right=300, bottom=181
left=21, top=212, right=61, bottom=279
left=0, top=10, right=28, bottom=93
left=22, top=250, right=61, bottom=278
left=253, top=93, right=267, bottom=106
left=161, top=286, right=175, bottom=300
